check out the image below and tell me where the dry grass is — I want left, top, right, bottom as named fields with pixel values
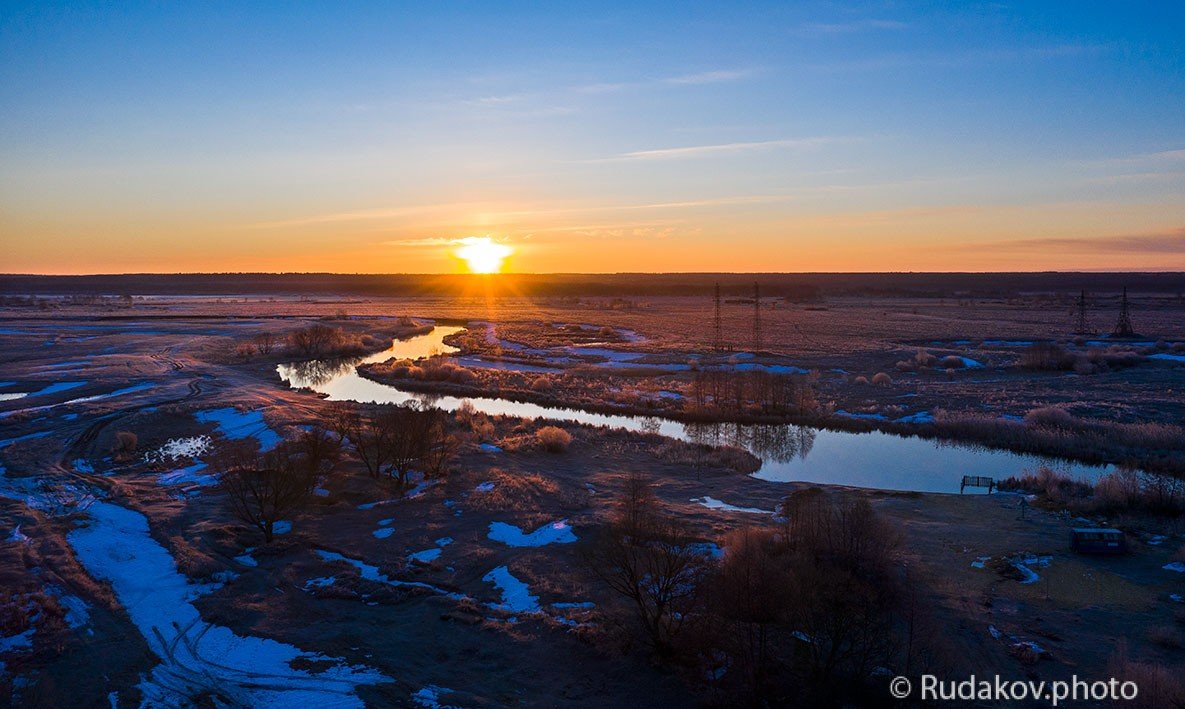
left=654, top=440, right=761, bottom=474
left=466, top=468, right=559, bottom=512
left=536, top=426, right=572, bottom=453
left=1108, top=644, right=1185, bottom=708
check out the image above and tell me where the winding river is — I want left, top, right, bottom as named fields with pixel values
left=277, top=326, right=1114, bottom=494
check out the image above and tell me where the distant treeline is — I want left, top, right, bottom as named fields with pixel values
left=1, top=272, right=1183, bottom=298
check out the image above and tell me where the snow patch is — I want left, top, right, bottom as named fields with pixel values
left=691, top=496, right=772, bottom=514
left=483, top=566, right=540, bottom=613
left=68, top=503, right=387, bottom=706
left=487, top=520, right=577, bottom=547
left=194, top=408, right=281, bottom=451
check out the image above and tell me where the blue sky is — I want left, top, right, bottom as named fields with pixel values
left=1, top=1, right=1182, bottom=272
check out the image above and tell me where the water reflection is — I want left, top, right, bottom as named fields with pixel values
left=277, top=325, right=1114, bottom=494
left=281, top=357, right=360, bottom=388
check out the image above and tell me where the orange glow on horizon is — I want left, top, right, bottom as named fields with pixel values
left=454, top=237, right=513, bottom=274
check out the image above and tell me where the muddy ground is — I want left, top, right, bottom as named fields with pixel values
left=1, top=295, right=1183, bottom=706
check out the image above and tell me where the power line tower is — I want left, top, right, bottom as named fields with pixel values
left=752, top=282, right=761, bottom=352
left=712, top=282, right=723, bottom=352
left=1073, top=290, right=1092, bottom=335
left=1112, top=286, right=1135, bottom=338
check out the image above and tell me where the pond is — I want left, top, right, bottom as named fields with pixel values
left=277, top=326, right=1114, bottom=494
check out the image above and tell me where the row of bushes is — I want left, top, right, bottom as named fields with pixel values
left=999, top=466, right=1185, bottom=517
left=929, top=408, right=1185, bottom=474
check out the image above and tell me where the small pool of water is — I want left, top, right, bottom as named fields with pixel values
left=278, top=326, right=1113, bottom=494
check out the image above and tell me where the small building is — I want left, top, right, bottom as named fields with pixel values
left=1070, top=528, right=1126, bottom=555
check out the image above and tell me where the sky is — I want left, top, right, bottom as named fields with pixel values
left=1, top=1, right=1183, bottom=274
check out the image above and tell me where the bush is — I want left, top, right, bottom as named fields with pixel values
left=1020, top=342, right=1073, bottom=371
left=1023, top=406, right=1075, bottom=429
left=112, top=431, right=138, bottom=458
left=871, top=372, right=893, bottom=386
left=939, top=355, right=964, bottom=368
left=530, top=376, right=553, bottom=392
left=853, top=375, right=869, bottom=385
left=1108, top=644, right=1185, bottom=708
left=536, top=426, right=572, bottom=453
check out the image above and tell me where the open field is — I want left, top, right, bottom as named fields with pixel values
left=1, top=287, right=1184, bottom=706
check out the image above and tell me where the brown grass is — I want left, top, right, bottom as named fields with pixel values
left=536, top=426, right=572, bottom=453
left=466, top=468, right=560, bottom=512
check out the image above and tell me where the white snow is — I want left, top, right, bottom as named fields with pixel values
left=8, top=525, right=29, bottom=543
left=412, top=685, right=454, bottom=708
left=487, top=520, right=577, bottom=547
left=315, top=550, right=469, bottom=601
left=158, top=462, right=217, bottom=488
left=68, top=502, right=388, bottom=706
left=372, top=528, right=394, bottom=539
left=690, top=496, right=772, bottom=514
left=46, top=585, right=90, bottom=630
left=147, top=436, right=212, bottom=463
left=194, top=408, right=282, bottom=451
left=0, top=628, right=34, bottom=655
left=408, top=548, right=442, bottom=563
left=1150, top=353, right=1185, bottom=363
left=409, top=536, right=453, bottom=563
left=1164, top=562, right=1185, bottom=573
left=1011, top=554, right=1051, bottom=584
left=478, top=443, right=502, bottom=453
left=272, top=520, right=292, bottom=535
left=474, top=481, right=496, bottom=493
left=483, top=566, right=540, bottom=613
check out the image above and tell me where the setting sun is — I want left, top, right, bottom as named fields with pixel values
left=455, top=237, right=512, bottom=274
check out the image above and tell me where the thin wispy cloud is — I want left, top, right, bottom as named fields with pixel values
left=247, top=204, right=474, bottom=229
left=591, top=137, right=843, bottom=162
left=795, top=19, right=908, bottom=35
left=959, top=229, right=1185, bottom=254
left=664, top=69, right=752, bottom=85
left=814, top=43, right=1107, bottom=72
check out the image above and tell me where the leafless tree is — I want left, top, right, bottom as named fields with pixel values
left=329, top=404, right=455, bottom=488
left=253, top=332, right=276, bottom=355
left=583, top=475, right=712, bottom=656
left=215, top=440, right=317, bottom=542
left=289, top=324, right=338, bottom=356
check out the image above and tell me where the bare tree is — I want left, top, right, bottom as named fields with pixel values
left=330, top=404, right=455, bottom=488
left=583, top=475, right=712, bottom=656
left=289, top=324, right=338, bottom=356
left=253, top=332, right=276, bottom=355
left=215, top=440, right=317, bottom=542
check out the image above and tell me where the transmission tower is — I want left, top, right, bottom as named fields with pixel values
left=1073, top=290, right=1092, bottom=335
left=752, top=282, right=761, bottom=352
left=712, top=282, right=723, bottom=352
left=1112, top=286, right=1135, bottom=338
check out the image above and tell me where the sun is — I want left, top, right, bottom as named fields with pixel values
left=455, top=236, right=512, bottom=274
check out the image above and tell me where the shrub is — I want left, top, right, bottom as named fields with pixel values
left=1023, top=406, right=1075, bottom=429
left=582, top=475, right=711, bottom=656
left=113, top=431, right=138, bottom=456
left=871, top=372, right=893, bottom=386
left=915, top=350, right=938, bottom=367
left=536, top=426, right=572, bottom=453
left=853, top=375, right=869, bottom=385
left=1020, top=342, right=1072, bottom=370
left=939, top=355, right=964, bottom=368
left=214, top=439, right=318, bottom=542
left=1108, top=644, right=1185, bottom=708
left=530, top=376, right=553, bottom=392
